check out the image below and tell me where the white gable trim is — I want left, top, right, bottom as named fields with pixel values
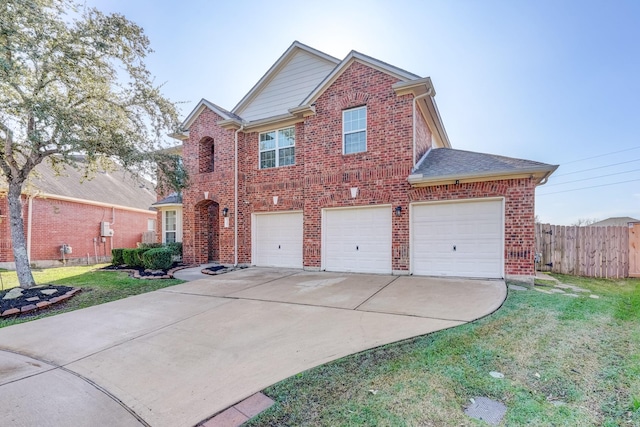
left=232, top=41, right=340, bottom=115
left=180, top=99, right=238, bottom=132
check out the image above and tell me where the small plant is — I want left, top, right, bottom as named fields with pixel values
left=142, top=247, right=173, bottom=270
left=166, top=242, right=183, bottom=257
left=111, top=248, right=124, bottom=266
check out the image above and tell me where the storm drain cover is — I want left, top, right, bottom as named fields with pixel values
left=464, top=397, right=507, bottom=425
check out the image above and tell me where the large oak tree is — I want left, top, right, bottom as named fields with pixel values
left=0, top=0, right=181, bottom=288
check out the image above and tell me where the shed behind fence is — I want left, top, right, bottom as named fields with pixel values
left=535, top=223, right=634, bottom=278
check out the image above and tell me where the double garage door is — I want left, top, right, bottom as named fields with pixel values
left=252, top=199, right=503, bottom=278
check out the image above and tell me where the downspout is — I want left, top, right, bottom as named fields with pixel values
left=412, top=89, right=433, bottom=168
left=234, top=124, right=244, bottom=266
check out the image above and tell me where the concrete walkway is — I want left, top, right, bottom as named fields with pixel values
left=0, top=268, right=506, bottom=427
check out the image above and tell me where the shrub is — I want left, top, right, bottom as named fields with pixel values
left=166, top=242, right=183, bottom=257
left=122, top=248, right=137, bottom=266
left=139, top=242, right=162, bottom=249
left=133, top=248, right=150, bottom=267
left=142, top=247, right=173, bottom=270
left=111, top=248, right=125, bottom=266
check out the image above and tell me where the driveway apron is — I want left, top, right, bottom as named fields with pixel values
left=0, top=267, right=506, bottom=427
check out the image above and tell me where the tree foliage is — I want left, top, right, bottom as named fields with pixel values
left=0, top=0, right=182, bottom=288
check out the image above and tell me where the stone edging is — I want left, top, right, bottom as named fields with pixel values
left=116, top=264, right=198, bottom=280
left=1, top=288, right=82, bottom=318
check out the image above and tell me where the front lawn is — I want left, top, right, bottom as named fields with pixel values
left=248, top=275, right=640, bottom=426
left=0, top=265, right=183, bottom=328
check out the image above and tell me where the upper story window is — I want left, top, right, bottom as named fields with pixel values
left=343, top=106, right=367, bottom=154
left=259, top=126, right=295, bottom=169
left=199, top=137, right=215, bottom=173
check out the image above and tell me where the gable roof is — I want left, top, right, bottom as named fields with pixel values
left=152, top=192, right=182, bottom=207
left=1, top=158, right=157, bottom=211
left=408, top=148, right=558, bottom=186
left=232, top=41, right=340, bottom=121
left=300, top=50, right=421, bottom=106
left=171, top=99, right=243, bottom=139
left=591, top=217, right=639, bottom=226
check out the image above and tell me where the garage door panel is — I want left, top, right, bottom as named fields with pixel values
left=253, top=212, right=303, bottom=268
left=323, top=206, right=391, bottom=274
left=412, top=200, right=503, bottom=278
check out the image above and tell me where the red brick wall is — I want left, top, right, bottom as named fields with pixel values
left=0, top=195, right=155, bottom=264
left=414, top=108, right=432, bottom=163
left=179, top=60, right=537, bottom=277
left=0, top=197, right=10, bottom=262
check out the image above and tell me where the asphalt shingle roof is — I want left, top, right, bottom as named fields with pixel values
left=411, top=148, right=557, bottom=181
left=3, top=159, right=157, bottom=211
left=152, top=193, right=182, bottom=206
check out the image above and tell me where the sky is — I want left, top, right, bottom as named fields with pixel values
left=85, top=0, right=640, bottom=225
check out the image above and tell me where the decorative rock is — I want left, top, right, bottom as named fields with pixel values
left=26, top=297, right=40, bottom=302
left=489, top=371, right=504, bottom=379
left=40, top=289, right=58, bottom=295
left=3, top=288, right=24, bottom=300
left=1, top=308, right=20, bottom=316
left=534, top=288, right=553, bottom=294
left=36, top=301, right=51, bottom=308
left=563, top=293, right=580, bottom=298
left=589, top=294, right=600, bottom=299
left=549, top=288, right=566, bottom=294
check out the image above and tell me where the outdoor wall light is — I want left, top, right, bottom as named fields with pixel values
left=395, top=206, right=402, bottom=217
left=222, top=207, right=229, bottom=217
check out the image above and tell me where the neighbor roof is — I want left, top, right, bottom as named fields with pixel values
left=591, top=217, right=639, bottom=226
left=152, top=192, right=182, bottom=207
left=408, top=148, right=558, bottom=186
left=6, top=159, right=157, bottom=211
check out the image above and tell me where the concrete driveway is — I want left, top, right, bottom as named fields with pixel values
left=0, top=268, right=506, bottom=427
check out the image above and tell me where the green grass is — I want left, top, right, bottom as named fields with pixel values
left=0, top=265, right=183, bottom=328
left=247, top=275, right=640, bottom=426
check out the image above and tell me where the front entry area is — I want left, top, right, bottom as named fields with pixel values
left=252, top=211, right=303, bottom=268
left=322, top=205, right=392, bottom=274
left=194, top=200, right=220, bottom=264
left=411, top=198, right=504, bottom=278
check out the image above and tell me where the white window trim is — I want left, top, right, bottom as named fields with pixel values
left=259, top=126, right=295, bottom=169
left=342, top=106, right=367, bottom=154
left=147, top=219, right=156, bottom=231
left=161, top=208, right=182, bottom=244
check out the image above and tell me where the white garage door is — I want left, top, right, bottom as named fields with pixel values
left=323, top=206, right=392, bottom=274
left=252, top=212, right=303, bottom=268
left=412, top=199, right=503, bottom=278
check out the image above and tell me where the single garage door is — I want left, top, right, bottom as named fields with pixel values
left=412, top=199, right=503, bottom=278
left=252, top=211, right=303, bottom=268
left=323, top=206, right=392, bottom=274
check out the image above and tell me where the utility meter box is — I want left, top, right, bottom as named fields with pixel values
left=100, top=221, right=114, bottom=237
left=61, top=244, right=72, bottom=254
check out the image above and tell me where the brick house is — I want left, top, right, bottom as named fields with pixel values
left=0, top=158, right=157, bottom=268
left=169, top=41, right=557, bottom=283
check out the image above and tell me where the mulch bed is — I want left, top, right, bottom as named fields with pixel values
left=0, top=285, right=80, bottom=318
left=101, top=263, right=194, bottom=279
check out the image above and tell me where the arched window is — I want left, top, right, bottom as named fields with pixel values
left=199, top=137, right=215, bottom=173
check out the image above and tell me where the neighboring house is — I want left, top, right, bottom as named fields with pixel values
left=152, top=192, right=183, bottom=244
left=169, top=41, right=558, bottom=283
left=0, top=158, right=157, bottom=268
left=591, top=217, right=639, bottom=227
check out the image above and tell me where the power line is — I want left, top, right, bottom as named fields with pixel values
left=560, top=146, right=640, bottom=165
left=537, top=178, right=640, bottom=196
left=553, top=158, right=640, bottom=177
left=544, top=168, right=640, bottom=187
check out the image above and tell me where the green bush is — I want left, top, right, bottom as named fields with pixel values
left=139, top=242, right=162, bottom=249
left=142, top=247, right=173, bottom=270
left=111, top=248, right=124, bottom=266
left=166, top=242, right=183, bottom=257
left=122, top=248, right=137, bottom=266
left=122, top=248, right=150, bottom=267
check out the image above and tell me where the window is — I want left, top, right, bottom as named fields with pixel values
left=147, top=219, right=156, bottom=231
left=164, top=210, right=177, bottom=243
left=343, top=106, right=367, bottom=154
left=259, top=127, right=295, bottom=169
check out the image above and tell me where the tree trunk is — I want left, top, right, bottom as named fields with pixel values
left=8, top=182, right=36, bottom=289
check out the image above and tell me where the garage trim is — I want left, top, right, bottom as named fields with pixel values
left=410, top=197, right=505, bottom=278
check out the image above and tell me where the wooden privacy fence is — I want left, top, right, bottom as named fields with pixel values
left=535, top=223, right=637, bottom=278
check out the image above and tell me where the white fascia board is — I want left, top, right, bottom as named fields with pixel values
left=180, top=99, right=236, bottom=131
left=407, top=166, right=559, bottom=187
left=32, top=193, right=157, bottom=214
left=232, top=41, right=340, bottom=115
